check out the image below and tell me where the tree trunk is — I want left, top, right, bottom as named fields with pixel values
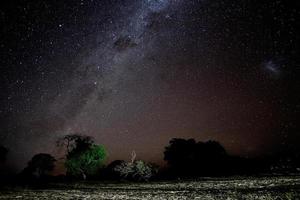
left=79, top=169, right=86, bottom=180
left=82, top=172, right=86, bottom=180
left=131, top=150, right=136, bottom=164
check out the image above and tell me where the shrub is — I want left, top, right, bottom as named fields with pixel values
left=114, top=160, right=158, bottom=181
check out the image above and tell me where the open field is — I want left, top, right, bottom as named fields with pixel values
left=0, top=176, right=299, bottom=199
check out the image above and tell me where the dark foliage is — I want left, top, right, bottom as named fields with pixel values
left=268, top=152, right=300, bottom=174
left=0, top=145, right=8, bottom=163
left=164, top=138, right=228, bottom=177
left=164, top=138, right=300, bottom=178
left=20, top=153, right=56, bottom=180
left=101, top=160, right=126, bottom=180
left=57, top=134, right=94, bottom=158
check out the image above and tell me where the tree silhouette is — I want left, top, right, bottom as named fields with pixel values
left=22, top=153, right=56, bottom=179
left=0, top=145, right=8, bottom=163
left=164, top=138, right=228, bottom=177
left=164, top=138, right=196, bottom=170
left=57, top=134, right=94, bottom=156
left=103, top=160, right=126, bottom=180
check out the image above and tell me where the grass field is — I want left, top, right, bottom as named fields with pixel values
left=0, top=176, right=299, bottom=199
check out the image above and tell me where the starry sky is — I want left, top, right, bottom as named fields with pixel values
left=0, top=0, right=299, bottom=171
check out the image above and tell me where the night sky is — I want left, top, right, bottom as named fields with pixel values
left=0, top=0, right=299, bottom=172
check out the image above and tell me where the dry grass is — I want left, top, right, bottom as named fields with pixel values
left=0, top=176, right=299, bottom=199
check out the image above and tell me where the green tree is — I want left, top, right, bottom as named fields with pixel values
left=65, top=144, right=107, bottom=180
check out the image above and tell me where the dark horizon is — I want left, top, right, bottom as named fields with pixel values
left=0, top=0, right=299, bottom=172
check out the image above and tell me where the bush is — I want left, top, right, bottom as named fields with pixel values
left=113, top=160, right=158, bottom=181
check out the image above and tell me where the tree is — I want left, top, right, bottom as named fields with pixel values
left=58, top=134, right=107, bottom=180
left=22, top=153, right=56, bottom=179
left=57, top=134, right=94, bottom=156
left=164, top=138, right=228, bottom=177
left=164, top=138, right=197, bottom=171
left=65, top=144, right=106, bottom=180
left=0, top=145, right=8, bottom=163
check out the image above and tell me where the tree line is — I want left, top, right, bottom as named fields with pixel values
left=0, top=135, right=299, bottom=184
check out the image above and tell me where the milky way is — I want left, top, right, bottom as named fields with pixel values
left=0, top=0, right=299, bottom=171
